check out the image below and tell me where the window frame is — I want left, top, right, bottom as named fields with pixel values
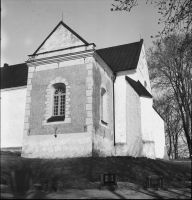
left=53, top=83, right=66, bottom=117
left=42, top=77, right=71, bottom=125
left=47, top=83, right=66, bottom=123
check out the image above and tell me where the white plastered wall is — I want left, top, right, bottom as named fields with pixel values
left=125, top=81, right=143, bottom=157
left=114, top=67, right=144, bottom=145
left=136, top=44, right=151, bottom=93
left=1, top=87, right=26, bottom=148
left=113, top=43, right=165, bottom=158
left=114, top=76, right=127, bottom=143
left=119, top=44, right=151, bottom=93
left=152, top=109, right=165, bottom=158
left=140, top=97, right=155, bottom=159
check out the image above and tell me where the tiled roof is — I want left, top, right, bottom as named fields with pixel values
left=96, top=39, right=143, bottom=73
left=0, top=40, right=144, bottom=89
left=0, top=63, right=28, bottom=89
left=125, top=76, right=152, bottom=98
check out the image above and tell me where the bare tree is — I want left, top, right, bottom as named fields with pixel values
left=111, top=0, right=192, bottom=158
left=154, top=96, right=184, bottom=159
left=147, top=34, right=192, bottom=158
left=111, top=0, right=192, bottom=38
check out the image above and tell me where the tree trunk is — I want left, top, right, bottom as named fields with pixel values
left=185, top=133, right=192, bottom=159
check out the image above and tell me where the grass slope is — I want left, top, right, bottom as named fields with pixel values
left=1, top=151, right=191, bottom=189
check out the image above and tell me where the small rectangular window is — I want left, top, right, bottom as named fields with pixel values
left=101, top=87, right=108, bottom=125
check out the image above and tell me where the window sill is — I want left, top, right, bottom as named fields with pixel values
left=42, top=118, right=71, bottom=125
left=47, top=116, right=65, bottom=123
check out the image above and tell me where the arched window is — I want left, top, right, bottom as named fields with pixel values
left=101, top=87, right=108, bottom=125
left=47, top=83, right=66, bottom=122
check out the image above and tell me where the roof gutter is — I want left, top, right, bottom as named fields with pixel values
left=113, top=72, right=117, bottom=146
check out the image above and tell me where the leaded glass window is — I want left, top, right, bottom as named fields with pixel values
left=53, top=84, right=66, bottom=116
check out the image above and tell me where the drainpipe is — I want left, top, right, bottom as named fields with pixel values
left=113, top=73, right=117, bottom=146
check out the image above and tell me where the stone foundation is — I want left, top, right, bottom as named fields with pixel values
left=21, top=132, right=92, bottom=158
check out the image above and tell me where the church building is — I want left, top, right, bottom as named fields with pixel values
left=1, top=21, right=166, bottom=159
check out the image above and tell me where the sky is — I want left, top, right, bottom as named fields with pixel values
left=1, top=0, right=164, bottom=66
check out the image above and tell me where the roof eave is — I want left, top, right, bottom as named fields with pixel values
left=125, top=76, right=152, bottom=98
left=94, top=51, right=115, bottom=75
left=29, top=43, right=96, bottom=57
